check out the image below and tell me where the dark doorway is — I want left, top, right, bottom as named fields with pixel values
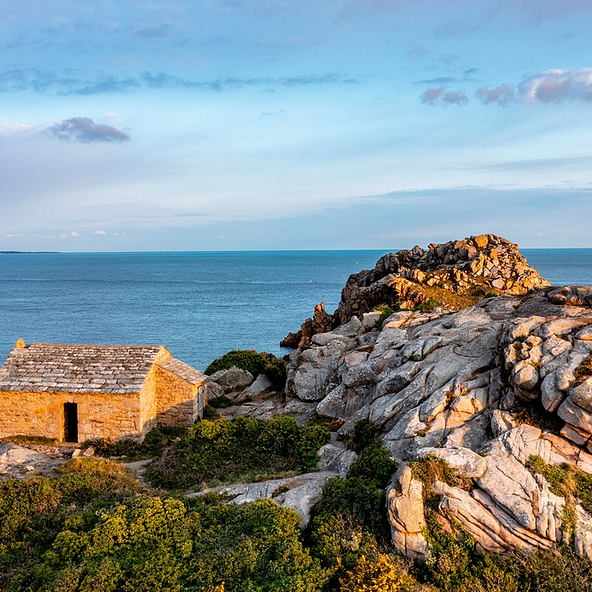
left=64, top=403, right=78, bottom=442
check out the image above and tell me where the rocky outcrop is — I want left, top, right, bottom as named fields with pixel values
left=281, top=234, right=550, bottom=347
left=334, top=234, right=550, bottom=325
left=282, top=237, right=592, bottom=562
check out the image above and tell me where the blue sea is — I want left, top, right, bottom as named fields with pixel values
left=1, top=249, right=591, bottom=372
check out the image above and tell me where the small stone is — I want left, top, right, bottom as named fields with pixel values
left=71, top=449, right=82, bottom=458
left=83, top=446, right=95, bottom=457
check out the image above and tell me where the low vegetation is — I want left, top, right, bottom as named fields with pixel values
left=4, top=420, right=592, bottom=591
left=86, top=426, right=188, bottom=460
left=146, top=415, right=331, bottom=489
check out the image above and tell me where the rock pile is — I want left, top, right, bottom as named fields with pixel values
left=281, top=234, right=550, bottom=347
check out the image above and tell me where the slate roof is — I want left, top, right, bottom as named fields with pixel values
left=0, top=343, right=166, bottom=394
left=156, top=357, right=204, bottom=385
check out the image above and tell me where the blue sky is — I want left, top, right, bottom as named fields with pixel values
left=1, top=0, right=592, bottom=251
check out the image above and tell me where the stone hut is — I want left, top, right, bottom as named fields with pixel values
left=0, top=340, right=207, bottom=443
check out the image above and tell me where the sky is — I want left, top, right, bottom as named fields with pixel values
left=1, top=0, right=592, bottom=251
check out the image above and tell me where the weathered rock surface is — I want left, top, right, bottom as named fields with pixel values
left=208, top=366, right=254, bottom=393
left=279, top=235, right=592, bottom=562
left=0, top=442, right=74, bottom=479
left=194, top=471, right=338, bottom=528
left=334, top=234, right=550, bottom=325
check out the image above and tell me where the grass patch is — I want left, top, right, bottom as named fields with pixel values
left=415, top=298, right=439, bottom=313
left=409, top=455, right=473, bottom=499
left=526, top=454, right=592, bottom=515
left=371, top=305, right=396, bottom=326
left=309, top=411, right=345, bottom=432
left=146, top=416, right=330, bottom=490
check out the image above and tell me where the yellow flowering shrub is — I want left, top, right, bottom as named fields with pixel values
left=338, top=553, right=403, bottom=592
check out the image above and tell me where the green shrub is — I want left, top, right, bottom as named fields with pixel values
left=88, top=427, right=187, bottom=460
left=347, top=444, right=398, bottom=489
left=205, top=350, right=268, bottom=377
left=202, top=404, right=219, bottom=418
left=208, top=395, right=233, bottom=408
left=372, top=305, right=396, bottom=326
left=263, top=356, right=289, bottom=390
left=309, top=437, right=398, bottom=562
left=146, top=416, right=330, bottom=490
left=344, top=419, right=381, bottom=453
left=187, top=499, right=326, bottom=592
left=420, top=512, right=479, bottom=592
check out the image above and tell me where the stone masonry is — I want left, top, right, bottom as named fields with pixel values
left=0, top=341, right=206, bottom=442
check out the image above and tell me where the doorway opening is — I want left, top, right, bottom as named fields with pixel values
left=64, top=402, right=78, bottom=443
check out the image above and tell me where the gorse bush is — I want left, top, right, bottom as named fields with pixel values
left=147, top=416, right=330, bottom=489
left=205, top=350, right=268, bottom=377
left=2, top=473, right=324, bottom=592
left=4, top=433, right=592, bottom=591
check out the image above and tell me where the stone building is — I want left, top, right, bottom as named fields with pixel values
left=0, top=340, right=207, bottom=443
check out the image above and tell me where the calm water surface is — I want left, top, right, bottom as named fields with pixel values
left=1, top=249, right=590, bottom=371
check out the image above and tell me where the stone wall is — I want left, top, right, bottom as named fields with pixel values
left=153, top=364, right=204, bottom=426
left=0, top=390, right=143, bottom=441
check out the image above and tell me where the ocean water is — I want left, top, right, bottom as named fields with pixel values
left=1, top=249, right=591, bottom=372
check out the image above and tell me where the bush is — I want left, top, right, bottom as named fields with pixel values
left=205, top=350, right=268, bottom=377
left=344, top=419, right=381, bottom=453
left=339, top=553, right=404, bottom=592
left=88, top=426, right=187, bottom=460
left=309, top=437, right=398, bottom=563
left=146, top=416, right=330, bottom=490
left=208, top=395, right=233, bottom=408
left=347, top=444, right=398, bottom=489
left=263, top=356, right=289, bottom=390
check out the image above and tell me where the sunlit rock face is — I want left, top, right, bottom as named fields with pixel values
left=280, top=235, right=592, bottom=562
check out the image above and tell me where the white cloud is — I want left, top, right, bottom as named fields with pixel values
left=521, top=68, right=592, bottom=103
left=93, top=230, right=107, bottom=235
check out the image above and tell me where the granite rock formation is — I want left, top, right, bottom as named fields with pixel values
left=204, top=235, right=592, bottom=562
left=276, top=235, right=592, bottom=562
left=282, top=234, right=550, bottom=347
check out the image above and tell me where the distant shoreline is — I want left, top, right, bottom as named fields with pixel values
left=0, top=251, right=59, bottom=254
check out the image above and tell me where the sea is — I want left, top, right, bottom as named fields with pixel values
left=1, top=249, right=591, bottom=372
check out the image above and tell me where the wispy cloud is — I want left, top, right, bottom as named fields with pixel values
left=476, top=84, right=515, bottom=106
left=47, top=118, right=130, bottom=143
left=421, top=86, right=468, bottom=106
left=520, top=68, right=592, bottom=103
left=0, top=68, right=360, bottom=95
